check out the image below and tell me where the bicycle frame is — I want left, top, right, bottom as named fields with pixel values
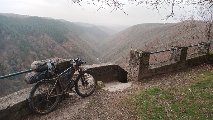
left=42, top=66, right=83, bottom=98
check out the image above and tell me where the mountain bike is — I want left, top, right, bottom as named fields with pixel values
left=28, top=58, right=97, bottom=114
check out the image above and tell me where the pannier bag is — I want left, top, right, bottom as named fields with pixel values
left=25, top=58, right=71, bottom=84
left=25, top=71, right=48, bottom=84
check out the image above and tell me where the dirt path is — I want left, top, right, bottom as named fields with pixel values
left=24, top=64, right=212, bottom=120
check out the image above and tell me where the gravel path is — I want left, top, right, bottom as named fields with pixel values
left=24, top=64, right=213, bottom=120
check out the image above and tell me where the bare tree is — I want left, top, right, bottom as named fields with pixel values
left=198, top=5, right=213, bottom=42
left=71, top=0, right=213, bottom=17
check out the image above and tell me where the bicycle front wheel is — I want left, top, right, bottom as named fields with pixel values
left=75, top=72, right=97, bottom=97
left=28, top=80, right=60, bottom=114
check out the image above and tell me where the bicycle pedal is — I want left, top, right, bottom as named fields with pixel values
left=68, top=93, right=75, bottom=96
left=64, top=92, right=75, bottom=98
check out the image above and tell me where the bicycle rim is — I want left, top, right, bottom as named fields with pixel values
left=29, top=80, right=60, bottom=114
left=75, top=73, right=96, bottom=97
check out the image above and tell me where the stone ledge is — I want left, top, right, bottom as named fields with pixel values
left=0, top=88, right=31, bottom=120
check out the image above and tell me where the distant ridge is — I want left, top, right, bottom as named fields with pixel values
left=101, top=21, right=211, bottom=65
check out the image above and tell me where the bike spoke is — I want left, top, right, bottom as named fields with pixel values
left=77, top=73, right=96, bottom=95
left=30, top=80, right=60, bottom=114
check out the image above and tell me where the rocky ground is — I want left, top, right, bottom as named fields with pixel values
left=24, top=64, right=212, bottom=120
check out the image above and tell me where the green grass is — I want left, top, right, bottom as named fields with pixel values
left=133, top=71, right=213, bottom=120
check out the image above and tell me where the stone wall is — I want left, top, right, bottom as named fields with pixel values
left=129, top=42, right=212, bottom=81
left=128, top=50, right=141, bottom=81
left=84, top=63, right=128, bottom=83
left=0, top=64, right=127, bottom=120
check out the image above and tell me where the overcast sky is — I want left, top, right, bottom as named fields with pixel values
left=0, top=0, right=197, bottom=26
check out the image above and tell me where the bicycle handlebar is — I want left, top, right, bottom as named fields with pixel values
left=72, top=58, right=86, bottom=66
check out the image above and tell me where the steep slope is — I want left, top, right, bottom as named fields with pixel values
left=102, top=21, right=211, bottom=64
left=0, top=14, right=110, bottom=97
left=102, top=23, right=174, bottom=62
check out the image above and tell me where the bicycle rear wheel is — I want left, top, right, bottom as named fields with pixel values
left=75, top=72, right=97, bottom=97
left=28, top=80, right=60, bottom=114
